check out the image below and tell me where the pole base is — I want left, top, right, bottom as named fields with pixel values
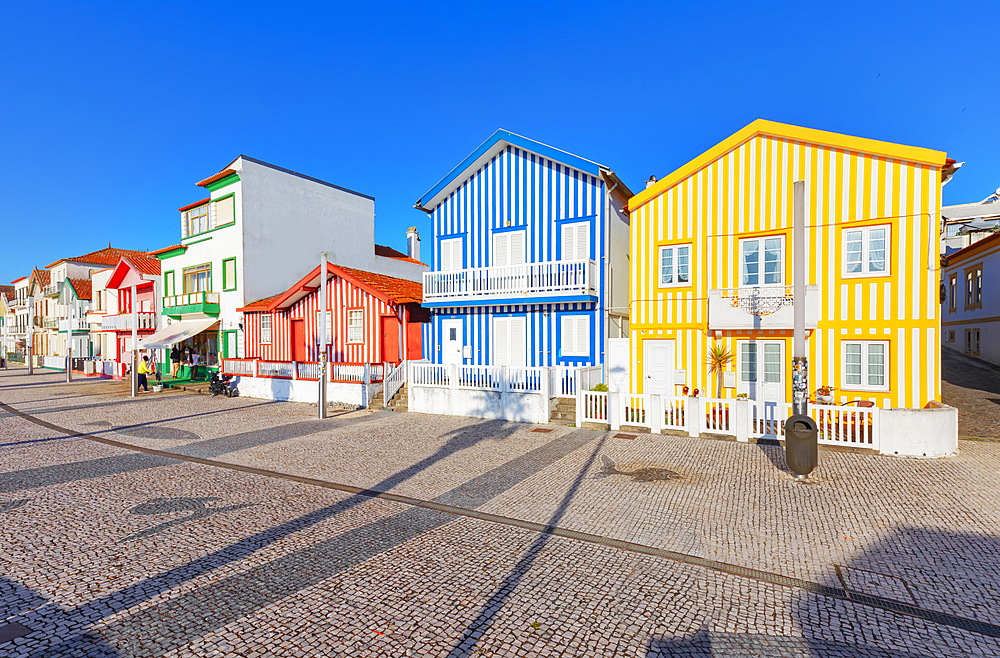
left=793, top=473, right=810, bottom=482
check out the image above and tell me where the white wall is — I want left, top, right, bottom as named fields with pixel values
left=408, top=385, right=548, bottom=424
left=231, top=374, right=379, bottom=407
left=879, top=403, right=958, bottom=458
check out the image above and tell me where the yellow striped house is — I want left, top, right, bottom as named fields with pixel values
left=626, top=120, right=950, bottom=414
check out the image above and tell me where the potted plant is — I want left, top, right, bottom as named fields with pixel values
left=707, top=345, right=734, bottom=399
left=816, top=386, right=834, bottom=404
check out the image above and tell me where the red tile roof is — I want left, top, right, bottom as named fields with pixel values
left=178, top=198, right=211, bottom=212
left=197, top=168, right=238, bottom=188
left=338, top=266, right=423, bottom=304
left=30, top=269, right=50, bottom=288
left=67, top=278, right=92, bottom=300
left=0, top=285, right=14, bottom=298
left=375, top=244, right=426, bottom=266
left=239, top=294, right=283, bottom=312
left=47, top=246, right=156, bottom=269
left=10, top=277, right=27, bottom=284
left=150, top=244, right=187, bottom=257
left=122, top=256, right=162, bottom=276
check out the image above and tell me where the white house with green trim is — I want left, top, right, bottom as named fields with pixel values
left=148, top=156, right=427, bottom=370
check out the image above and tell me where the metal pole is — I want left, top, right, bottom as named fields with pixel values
left=66, top=303, right=73, bottom=383
left=131, top=284, right=138, bottom=397
left=318, top=253, right=328, bottom=419
left=791, top=181, right=808, bottom=417
left=27, top=295, right=33, bottom=375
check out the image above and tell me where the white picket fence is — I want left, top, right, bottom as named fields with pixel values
left=549, top=365, right=603, bottom=398
left=383, top=361, right=406, bottom=404
left=579, top=391, right=880, bottom=451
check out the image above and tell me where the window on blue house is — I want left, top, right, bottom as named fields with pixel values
left=561, top=315, right=590, bottom=357
left=561, top=222, right=590, bottom=261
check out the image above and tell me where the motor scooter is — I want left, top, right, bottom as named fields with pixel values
left=209, top=371, right=235, bottom=397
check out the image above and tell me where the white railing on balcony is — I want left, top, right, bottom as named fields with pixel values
left=101, top=312, right=157, bottom=331
left=708, top=285, right=819, bottom=331
left=43, top=317, right=59, bottom=329
left=423, top=259, right=597, bottom=301
left=58, top=318, right=90, bottom=332
left=42, top=282, right=61, bottom=297
left=162, top=291, right=221, bottom=309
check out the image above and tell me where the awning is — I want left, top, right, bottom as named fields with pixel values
left=136, top=319, right=219, bottom=349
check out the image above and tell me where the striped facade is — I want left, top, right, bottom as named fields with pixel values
left=628, top=120, right=948, bottom=410
left=417, top=131, right=632, bottom=370
left=244, top=273, right=415, bottom=364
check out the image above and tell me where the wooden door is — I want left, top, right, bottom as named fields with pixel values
left=406, top=321, right=423, bottom=360
left=381, top=316, right=400, bottom=363
left=291, top=319, right=306, bottom=362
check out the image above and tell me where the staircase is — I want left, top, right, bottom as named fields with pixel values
left=372, top=384, right=408, bottom=412
left=549, top=397, right=576, bottom=426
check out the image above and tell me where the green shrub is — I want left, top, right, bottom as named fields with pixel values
left=591, top=383, right=609, bottom=392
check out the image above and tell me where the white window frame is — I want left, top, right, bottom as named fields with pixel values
left=347, top=309, right=364, bottom=343
left=260, top=314, right=272, bottom=345
left=493, top=230, right=526, bottom=268
left=560, top=221, right=590, bottom=262
left=658, top=244, right=692, bottom=287
left=560, top=315, right=590, bottom=357
left=841, top=340, right=889, bottom=392
left=739, top=234, right=785, bottom=287
left=439, top=238, right=463, bottom=272
left=842, top=224, right=890, bottom=278
left=315, top=310, right=333, bottom=343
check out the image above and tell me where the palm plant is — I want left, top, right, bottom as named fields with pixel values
left=707, top=344, right=734, bottom=398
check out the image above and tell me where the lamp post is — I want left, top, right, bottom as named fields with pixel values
left=26, top=295, right=33, bottom=375
left=318, top=252, right=328, bottom=419
left=65, top=302, right=73, bottom=383
left=131, top=284, right=138, bottom=397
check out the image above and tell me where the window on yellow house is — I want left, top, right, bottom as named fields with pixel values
left=843, top=225, right=889, bottom=277
left=740, top=236, right=783, bottom=286
left=842, top=341, right=888, bottom=391
left=658, top=244, right=691, bottom=286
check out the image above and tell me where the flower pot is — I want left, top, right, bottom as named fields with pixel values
left=817, top=394, right=833, bottom=405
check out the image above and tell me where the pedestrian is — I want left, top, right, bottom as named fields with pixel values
left=137, top=355, right=153, bottom=393
left=190, top=350, right=201, bottom=381
left=170, top=344, right=181, bottom=378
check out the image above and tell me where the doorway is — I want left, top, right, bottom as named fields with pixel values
left=291, top=319, right=306, bottom=362
left=643, top=339, right=675, bottom=395
left=381, top=316, right=401, bottom=363
left=737, top=339, right=786, bottom=438
left=441, top=319, right=463, bottom=365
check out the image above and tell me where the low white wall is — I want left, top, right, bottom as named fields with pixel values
left=879, top=403, right=959, bottom=458
left=409, top=385, right=547, bottom=424
left=231, top=375, right=379, bottom=407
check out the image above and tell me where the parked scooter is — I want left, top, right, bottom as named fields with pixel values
left=209, top=371, right=236, bottom=397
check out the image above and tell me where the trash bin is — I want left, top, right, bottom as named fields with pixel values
left=785, top=414, right=818, bottom=478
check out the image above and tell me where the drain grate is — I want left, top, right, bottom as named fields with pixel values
left=836, top=566, right=917, bottom=605
left=530, top=428, right=555, bottom=433
left=613, top=433, right=636, bottom=440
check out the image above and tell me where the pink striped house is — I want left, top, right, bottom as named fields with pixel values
left=238, top=263, right=428, bottom=365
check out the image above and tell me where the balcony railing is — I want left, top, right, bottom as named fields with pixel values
left=423, top=259, right=598, bottom=302
left=42, top=282, right=62, bottom=297
left=708, top=285, right=820, bottom=331
left=162, top=291, right=221, bottom=317
left=101, top=312, right=157, bottom=331
left=58, top=318, right=90, bottom=332
left=43, top=317, right=59, bottom=329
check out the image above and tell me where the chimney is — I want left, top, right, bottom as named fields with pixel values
left=406, top=227, right=420, bottom=262
left=646, top=175, right=658, bottom=189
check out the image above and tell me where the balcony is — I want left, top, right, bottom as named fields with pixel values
left=101, top=312, right=157, bottom=331
left=58, top=318, right=90, bottom=332
left=422, top=259, right=598, bottom=307
left=10, top=299, right=26, bottom=310
left=162, top=291, right=221, bottom=318
left=708, top=285, right=820, bottom=331
left=43, top=317, right=58, bottom=329
left=42, top=282, right=62, bottom=297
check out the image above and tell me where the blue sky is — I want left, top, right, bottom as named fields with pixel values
left=2, top=1, right=998, bottom=284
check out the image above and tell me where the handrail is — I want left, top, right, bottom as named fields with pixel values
left=423, top=259, right=597, bottom=300
left=384, top=361, right=406, bottom=404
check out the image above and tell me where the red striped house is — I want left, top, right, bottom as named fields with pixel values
left=239, top=263, right=428, bottom=363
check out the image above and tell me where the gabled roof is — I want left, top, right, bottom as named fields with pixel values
left=178, top=198, right=211, bottom=212
left=415, top=129, right=611, bottom=212
left=65, top=278, right=92, bottom=301
left=0, top=285, right=14, bottom=298
left=197, top=156, right=374, bottom=200
left=375, top=244, right=426, bottom=266
left=10, top=277, right=26, bottom=284
left=238, top=263, right=423, bottom=313
left=107, top=255, right=161, bottom=289
left=29, top=269, right=50, bottom=290
left=46, top=246, right=155, bottom=269
left=629, top=119, right=950, bottom=211
left=150, top=244, right=187, bottom=257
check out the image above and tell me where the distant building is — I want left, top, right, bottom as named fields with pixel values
left=941, top=188, right=1000, bottom=254
left=941, top=231, right=999, bottom=365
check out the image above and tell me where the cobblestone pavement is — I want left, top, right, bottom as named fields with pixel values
left=2, top=368, right=1000, bottom=656
left=942, top=345, right=1000, bottom=440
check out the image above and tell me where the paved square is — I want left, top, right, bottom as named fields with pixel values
left=2, top=367, right=1000, bottom=656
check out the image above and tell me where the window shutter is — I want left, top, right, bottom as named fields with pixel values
left=561, top=316, right=573, bottom=356
left=452, top=240, right=463, bottom=271
left=510, top=231, right=525, bottom=265
left=181, top=213, right=188, bottom=239
left=494, top=233, right=509, bottom=267
left=494, top=318, right=509, bottom=365
left=440, top=240, right=452, bottom=271
left=575, top=223, right=589, bottom=260
left=215, top=196, right=234, bottom=227
left=561, top=224, right=575, bottom=261
left=510, top=318, right=526, bottom=366
left=576, top=316, right=589, bottom=356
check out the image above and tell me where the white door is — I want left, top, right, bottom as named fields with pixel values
left=493, top=317, right=527, bottom=367
left=607, top=337, right=629, bottom=393
left=643, top=339, right=675, bottom=395
left=737, top=340, right=785, bottom=437
left=442, top=319, right=463, bottom=365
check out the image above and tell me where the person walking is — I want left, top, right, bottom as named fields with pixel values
left=137, top=355, right=153, bottom=393
left=170, top=344, right=182, bottom=378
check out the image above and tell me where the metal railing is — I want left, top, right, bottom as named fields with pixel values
left=423, top=259, right=597, bottom=301
left=101, top=312, right=157, bottom=331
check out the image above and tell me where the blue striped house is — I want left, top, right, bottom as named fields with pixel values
left=414, top=130, right=633, bottom=374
